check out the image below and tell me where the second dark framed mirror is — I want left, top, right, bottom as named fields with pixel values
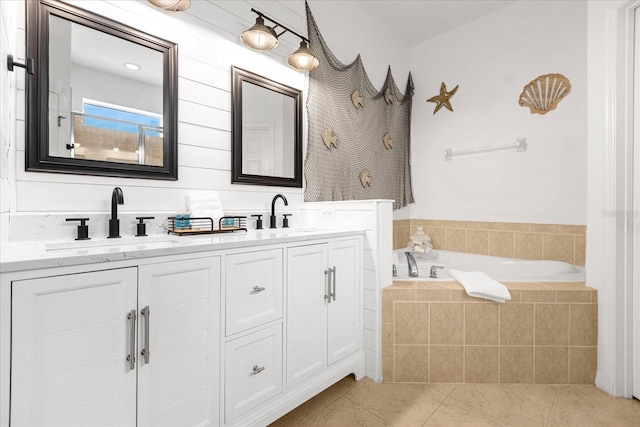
left=231, top=66, right=303, bottom=187
left=25, top=0, right=178, bottom=180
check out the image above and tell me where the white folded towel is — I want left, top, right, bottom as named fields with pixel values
left=187, top=191, right=224, bottom=229
left=449, top=269, right=512, bottom=303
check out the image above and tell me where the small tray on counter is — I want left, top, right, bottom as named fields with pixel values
left=167, top=216, right=247, bottom=236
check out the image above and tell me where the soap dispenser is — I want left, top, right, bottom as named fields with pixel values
left=406, top=226, right=432, bottom=259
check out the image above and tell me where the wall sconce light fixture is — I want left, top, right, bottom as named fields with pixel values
left=241, top=8, right=319, bottom=72
left=147, top=0, right=191, bottom=13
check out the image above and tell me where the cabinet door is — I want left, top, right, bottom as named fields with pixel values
left=11, top=268, right=138, bottom=427
left=286, top=244, right=328, bottom=388
left=138, top=257, right=220, bottom=427
left=327, top=239, right=361, bottom=365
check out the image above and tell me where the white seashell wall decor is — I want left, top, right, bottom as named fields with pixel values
left=322, top=128, right=338, bottom=149
left=519, top=73, right=571, bottom=115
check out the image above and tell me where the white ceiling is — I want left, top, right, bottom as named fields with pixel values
left=355, top=0, right=518, bottom=46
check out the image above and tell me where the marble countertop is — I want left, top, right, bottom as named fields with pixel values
left=0, top=227, right=364, bottom=273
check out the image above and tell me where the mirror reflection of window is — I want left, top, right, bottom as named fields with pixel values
left=47, top=15, right=163, bottom=166
left=241, top=81, right=296, bottom=178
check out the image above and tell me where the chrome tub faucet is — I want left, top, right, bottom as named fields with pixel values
left=404, top=252, right=419, bottom=278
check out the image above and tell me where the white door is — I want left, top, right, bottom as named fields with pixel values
left=327, top=239, right=361, bottom=365
left=633, top=4, right=640, bottom=401
left=11, top=268, right=138, bottom=427
left=286, top=244, right=328, bottom=388
left=137, top=257, right=221, bottom=427
left=242, top=123, right=274, bottom=175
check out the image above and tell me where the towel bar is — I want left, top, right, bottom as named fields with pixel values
left=444, top=138, right=527, bottom=160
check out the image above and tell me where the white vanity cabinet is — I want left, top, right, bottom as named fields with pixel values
left=1, top=230, right=365, bottom=427
left=286, top=239, right=361, bottom=389
left=9, top=257, right=220, bottom=427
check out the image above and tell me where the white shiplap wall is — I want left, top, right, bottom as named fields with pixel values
left=0, top=0, right=19, bottom=244
left=11, top=0, right=307, bottom=215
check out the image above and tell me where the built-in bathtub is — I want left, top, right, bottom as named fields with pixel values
left=384, top=250, right=596, bottom=385
left=393, top=249, right=585, bottom=282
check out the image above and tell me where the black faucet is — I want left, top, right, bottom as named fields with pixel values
left=270, top=194, right=288, bottom=228
left=108, top=187, right=124, bottom=238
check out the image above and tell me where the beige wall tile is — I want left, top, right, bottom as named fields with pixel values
left=417, top=289, right=451, bottom=301
left=574, top=235, right=586, bottom=267
left=521, top=290, right=556, bottom=302
left=465, top=347, right=499, bottom=383
left=458, top=221, right=479, bottom=229
left=569, top=347, right=597, bottom=384
left=591, top=291, right=598, bottom=303
left=465, top=304, right=499, bottom=345
left=535, top=304, right=569, bottom=346
left=430, top=303, right=464, bottom=344
left=489, top=231, right=515, bottom=258
left=478, top=222, right=503, bottom=230
left=500, top=347, right=534, bottom=383
left=500, top=304, right=534, bottom=345
left=395, top=302, right=430, bottom=344
left=382, top=324, right=394, bottom=360
left=382, top=357, right=394, bottom=383
left=530, top=224, right=561, bottom=233
left=446, top=228, right=467, bottom=252
left=506, top=290, right=522, bottom=303
left=430, top=346, right=464, bottom=382
left=394, top=219, right=411, bottom=227
left=559, top=225, right=586, bottom=235
left=556, top=290, right=591, bottom=303
left=382, top=288, right=416, bottom=324
left=427, top=227, right=447, bottom=250
left=440, top=220, right=460, bottom=228
left=467, top=230, right=490, bottom=255
left=395, top=345, right=429, bottom=382
left=393, top=226, right=410, bottom=250
left=502, top=223, right=531, bottom=232
left=542, top=234, right=575, bottom=264
left=570, top=304, right=598, bottom=346
left=452, top=290, right=486, bottom=302
left=535, top=347, right=569, bottom=384
left=515, top=233, right=543, bottom=260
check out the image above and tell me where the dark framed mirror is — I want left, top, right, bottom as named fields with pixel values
left=231, top=66, right=302, bottom=187
left=25, top=0, right=178, bottom=180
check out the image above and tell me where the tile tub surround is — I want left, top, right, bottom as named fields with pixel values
left=393, top=220, right=586, bottom=266
left=382, top=281, right=597, bottom=384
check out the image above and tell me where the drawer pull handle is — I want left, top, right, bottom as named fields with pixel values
left=252, top=286, right=266, bottom=293
left=252, top=365, right=265, bottom=375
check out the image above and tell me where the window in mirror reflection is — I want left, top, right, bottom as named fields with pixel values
left=242, top=81, right=296, bottom=178
left=48, top=14, right=164, bottom=166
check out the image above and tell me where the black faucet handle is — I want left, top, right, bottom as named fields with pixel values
left=135, top=216, right=155, bottom=237
left=251, top=214, right=263, bottom=230
left=66, top=218, right=90, bottom=240
left=282, top=214, right=291, bottom=228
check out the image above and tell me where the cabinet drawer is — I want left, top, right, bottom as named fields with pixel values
left=225, top=249, right=283, bottom=335
left=225, top=324, right=283, bottom=423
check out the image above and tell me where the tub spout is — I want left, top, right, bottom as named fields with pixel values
left=405, top=252, right=419, bottom=278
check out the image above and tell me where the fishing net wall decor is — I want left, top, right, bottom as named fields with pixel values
left=304, top=3, right=414, bottom=210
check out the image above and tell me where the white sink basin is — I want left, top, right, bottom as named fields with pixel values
left=45, top=236, right=181, bottom=252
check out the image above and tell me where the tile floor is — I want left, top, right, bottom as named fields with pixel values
left=269, top=376, right=640, bottom=427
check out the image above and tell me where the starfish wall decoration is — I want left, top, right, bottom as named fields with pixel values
left=427, top=82, right=459, bottom=114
